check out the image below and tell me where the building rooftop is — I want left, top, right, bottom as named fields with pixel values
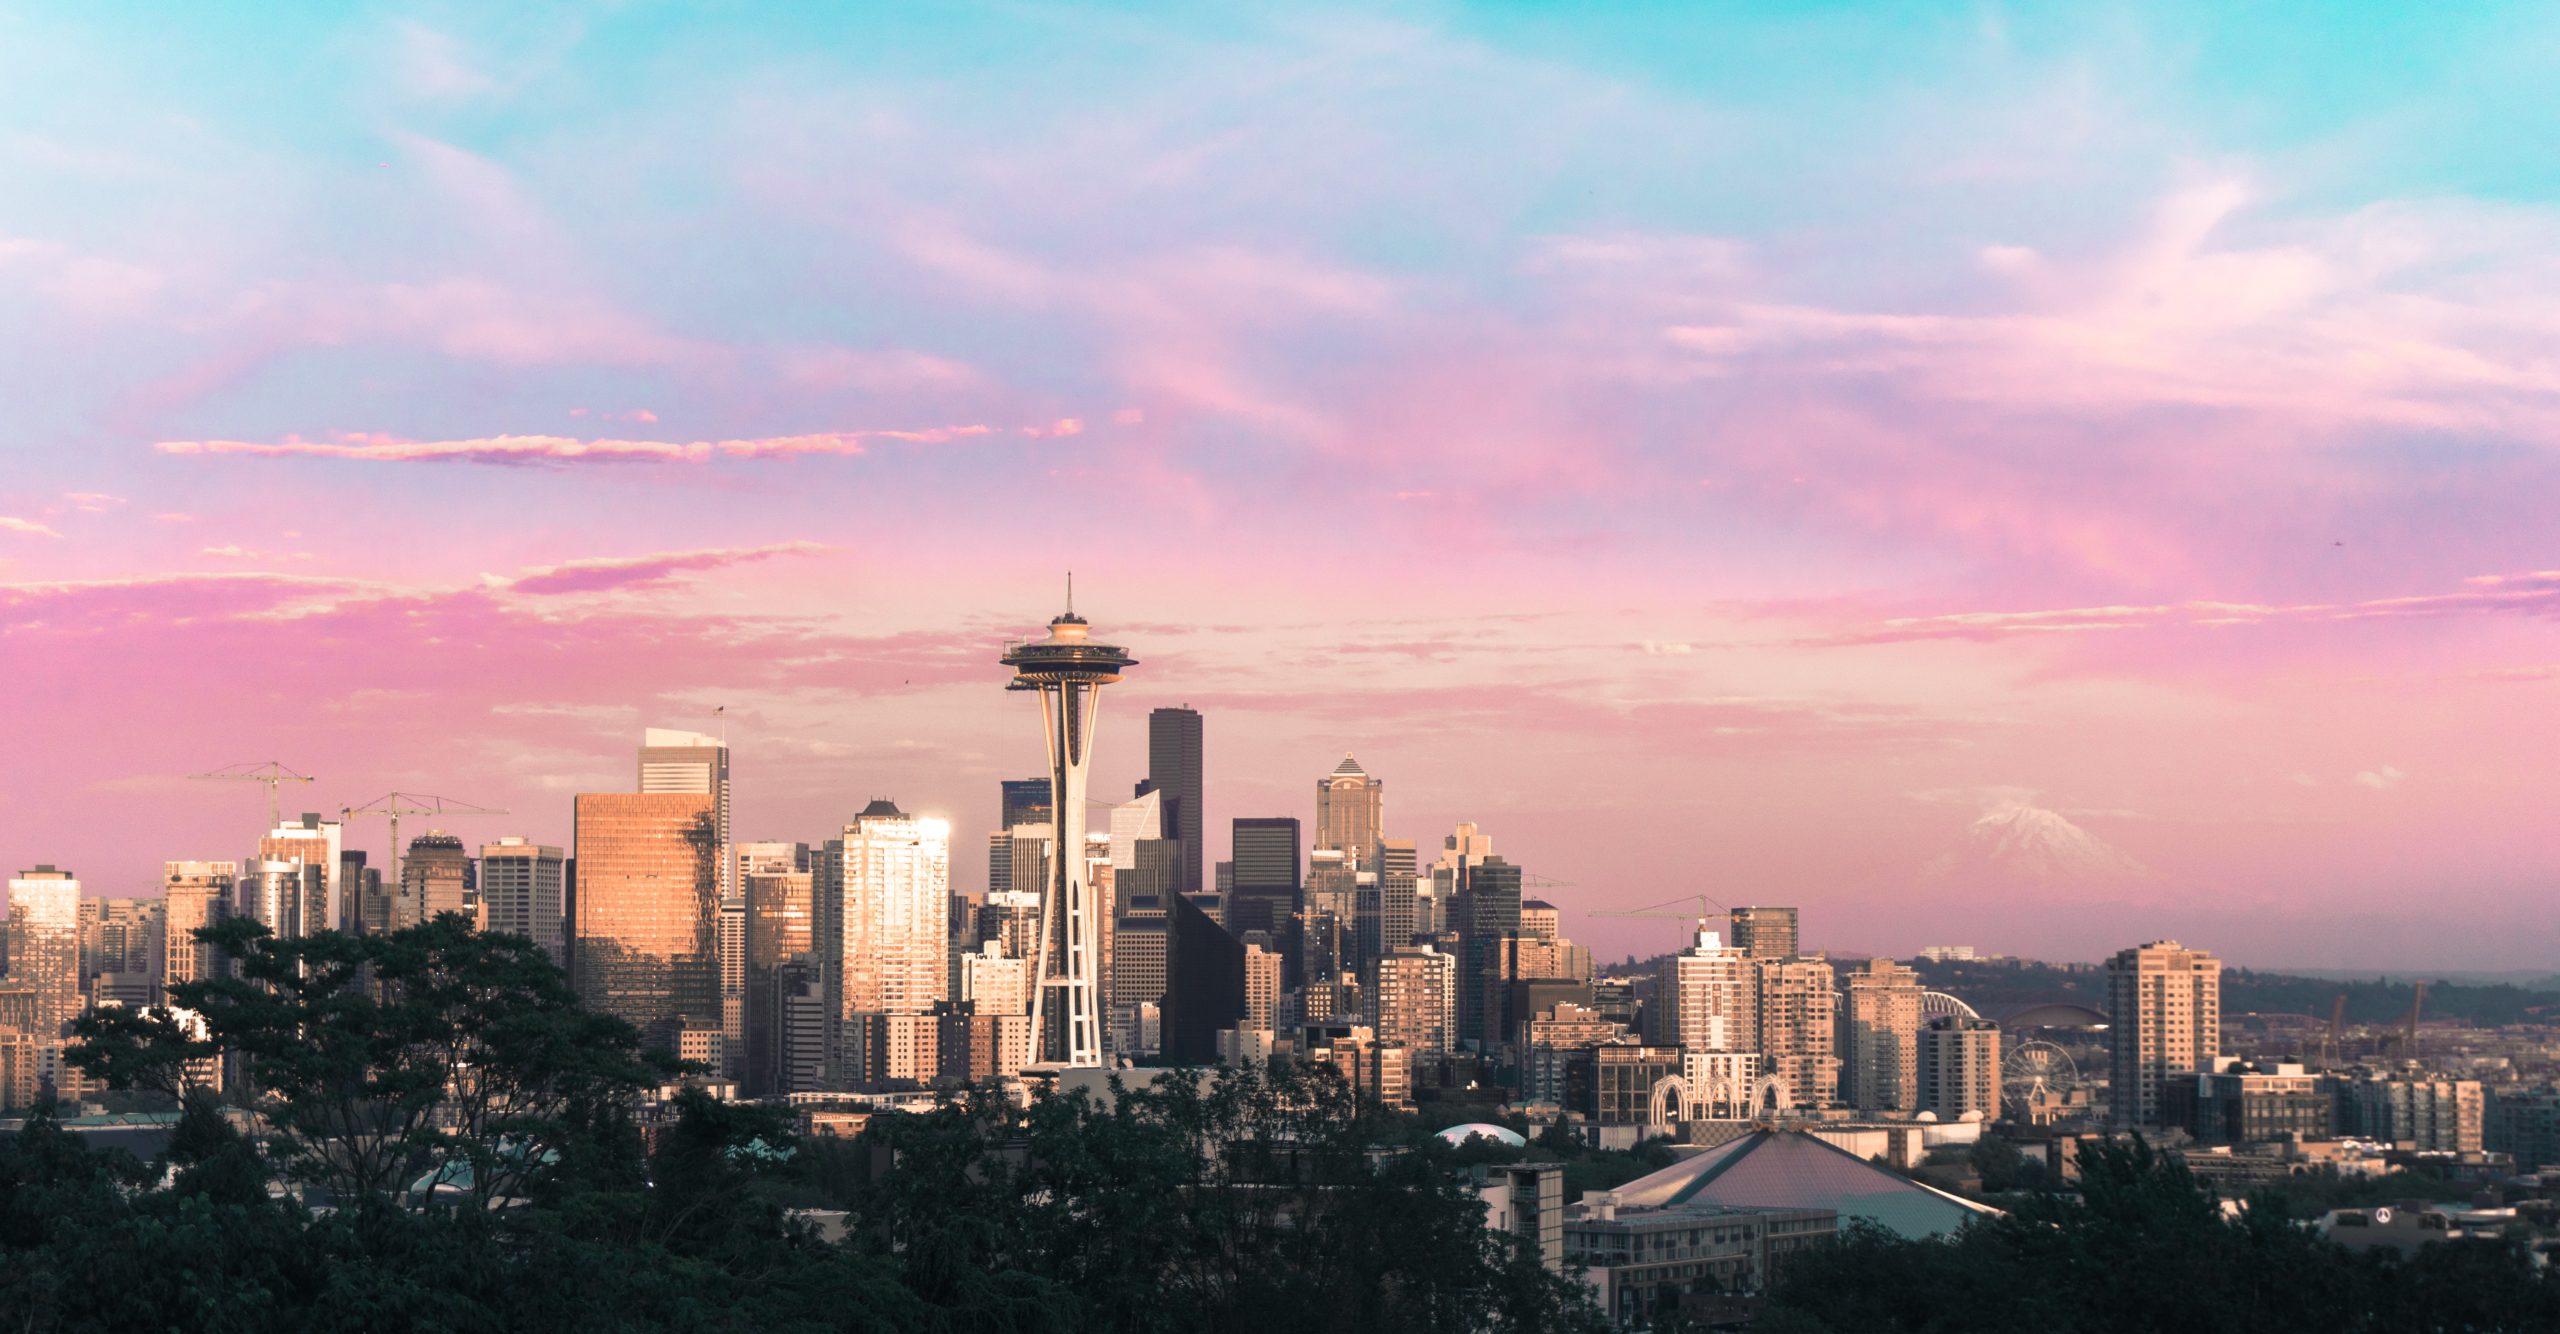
left=1606, top=1129, right=1995, bottom=1240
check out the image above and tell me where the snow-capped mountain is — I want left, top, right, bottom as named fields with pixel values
left=1919, top=802, right=2147, bottom=890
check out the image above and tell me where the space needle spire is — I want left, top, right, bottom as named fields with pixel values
left=1001, top=584, right=1137, bottom=1069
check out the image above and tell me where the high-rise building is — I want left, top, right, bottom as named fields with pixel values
left=1753, top=956, right=1838, bottom=1109
left=162, top=861, right=236, bottom=990
left=1374, top=943, right=1455, bottom=1055
left=258, top=814, right=344, bottom=937
left=1840, top=958, right=1924, bottom=1114
left=640, top=728, right=737, bottom=1067
left=5, top=867, right=81, bottom=1095
left=1241, top=943, right=1283, bottom=1031
left=1375, top=838, right=1419, bottom=952
left=829, top=801, right=951, bottom=1082
left=1228, top=817, right=1301, bottom=941
left=1110, top=897, right=1169, bottom=1057
left=736, top=841, right=813, bottom=1096
left=397, top=831, right=470, bottom=929
left=991, top=778, right=1052, bottom=895
left=1147, top=707, right=1205, bottom=895
left=1164, top=890, right=1244, bottom=1065
left=570, top=792, right=719, bottom=1048
left=1314, top=754, right=1383, bottom=869
left=1727, top=906, right=1798, bottom=961
left=1648, top=928, right=1754, bottom=1053
left=478, top=838, right=566, bottom=963
left=1917, top=1016, right=2001, bottom=1120
left=1003, top=600, right=1137, bottom=1070
left=2106, top=940, right=2222, bottom=1129
left=1456, top=856, right=1525, bottom=1049
left=773, top=957, right=829, bottom=1094
left=234, top=859, right=325, bottom=940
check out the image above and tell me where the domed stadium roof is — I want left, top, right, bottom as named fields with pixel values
left=1436, top=1122, right=1526, bottom=1148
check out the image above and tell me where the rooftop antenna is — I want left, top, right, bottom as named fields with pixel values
left=1066, top=570, right=1074, bottom=615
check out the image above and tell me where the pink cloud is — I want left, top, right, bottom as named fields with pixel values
left=1833, top=568, right=2560, bottom=646
left=1, top=517, right=61, bottom=538
left=507, top=542, right=829, bottom=595
left=156, top=423, right=1007, bottom=465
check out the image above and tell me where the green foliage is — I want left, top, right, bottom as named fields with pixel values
left=1757, top=1136, right=2560, bottom=1334
left=11, top=921, right=1608, bottom=1331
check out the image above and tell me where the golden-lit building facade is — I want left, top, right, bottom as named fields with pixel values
left=572, top=793, right=719, bottom=1045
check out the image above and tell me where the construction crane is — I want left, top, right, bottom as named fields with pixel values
left=2320, top=994, right=2348, bottom=1069
left=338, top=792, right=510, bottom=892
left=190, top=761, right=317, bottom=828
left=1589, top=891, right=1727, bottom=931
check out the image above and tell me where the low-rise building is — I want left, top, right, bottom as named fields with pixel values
left=1566, top=1197, right=1836, bottom=1326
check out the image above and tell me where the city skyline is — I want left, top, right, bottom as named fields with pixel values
left=7, top=5, right=2560, bottom=969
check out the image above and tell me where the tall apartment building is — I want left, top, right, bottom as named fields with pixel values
left=1374, top=943, right=1455, bottom=1055
left=1241, top=943, right=1283, bottom=1031
left=1314, top=754, right=1383, bottom=868
left=6, top=868, right=82, bottom=1095
left=829, top=801, right=949, bottom=1083
left=1648, top=928, right=1754, bottom=1053
left=1754, top=956, right=1838, bottom=1108
left=1840, top=958, right=1924, bottom=1114
left=1917, top=1015, right=2001, bottom=1120
left=161, top=861, right=236, bottom=990
left=1727, top=906, right=1798, bottom=961
left=478, top=838, right=565, bottom=962
left=2106, top=940, right=2221, bottom=1129
left=570, top=792, right=720, bottom=1047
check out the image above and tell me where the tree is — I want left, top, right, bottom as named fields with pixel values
left=70, top=913, right=669, bottom=1211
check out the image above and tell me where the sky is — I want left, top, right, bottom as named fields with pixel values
left=3, top=2, right=2556, bottom=971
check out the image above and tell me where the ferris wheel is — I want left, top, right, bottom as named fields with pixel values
left=2001, top=1040, right=2080, bottom=1120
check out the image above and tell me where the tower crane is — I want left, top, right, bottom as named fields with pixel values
left=338, top=792, right=511, bottom=896
left=190, top=761, right=317, bottom=828
left=1589, top=891, right=1727, bottom=931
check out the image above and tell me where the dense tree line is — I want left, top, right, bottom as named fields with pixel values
left=0, top=916, right=1599, bottom=1333
left=1756, top=1138, right=2560, bottom=1334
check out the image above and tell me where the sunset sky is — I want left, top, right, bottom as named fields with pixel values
left=4, top=4, right=2556, bottom=969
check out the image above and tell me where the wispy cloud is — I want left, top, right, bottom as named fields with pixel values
left=1835, top=570, right=2560, bottom=644
left=153, top=421, right=1054, bottom=465
left=1, top=517, right=63, bottom=538
left=506, top=541, right=829, bottom=595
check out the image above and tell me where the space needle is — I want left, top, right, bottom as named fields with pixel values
left=1001, top=580, right=1137, bottom=1070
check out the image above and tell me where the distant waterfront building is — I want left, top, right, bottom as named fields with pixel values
left=571, top=791, right=720, bottom=1048
left=1916, top=1015, right=2001, bottom=1120
left=1840, top=958, right=1924, bottom=1114
left=2339, top=1074, right=2485, bottom=1153
left=479, top=838, right=566, bottom=962
left=1727, top=906, right=1799, bottom=961
left=2107, top=940, right=2222, bottom=1129
left=1147, top=707, right=1205, bottom=894
left=1314, top=754, right=1383, bottom=869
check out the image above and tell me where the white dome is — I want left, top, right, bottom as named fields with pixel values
left=1436, top=1123, right=1527, bottom=1148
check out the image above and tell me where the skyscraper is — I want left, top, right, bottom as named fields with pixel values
left=1314, top=754, right=1383, bottom=869
left=831, top=800, right=950, bottom=1082
left=1753, top=956, right=1838, bottom=1108
left=1727, top=906, right=1799, bottom=961
left=1374, top=943, right=1455, bottom=1055
left=162, top=861, right=236, bottom=989
left=1164, top=890, right=1244, bottom=1065
left=1228, top=817, right=1301, bottom=940
left=1840, top=958, right=1924, bottom=1113
left=1647, top=927, right=1754, bottom=1053
left=1003, top=598, right=1138, bottom=1070
left=638, top=729, right=732, bottom=882
left=1375, top=837, right=1419, bottom=952
left=1456, top=855, right=1524, bottom=1049
left=5, top=867, right=81, bottom=1095
left=991, top=777, right=1052, bottom=895
left=397, top=831, right=470, bottom=929
left=570, top=792, right=719, bottom=1048
left=1241, top=943, right=1283, bottom=1031
left=479, top=838, right=566, bottom=963
left=736, top=841, right=812, bottom=1096
left=1918, top=1016, right=2001, bottom=1120
left=2107, top=940, right=2222, bottom=1128
left=1147, top=706, right=1204, bottom=895
left=258, top=813, right=343, bottom=938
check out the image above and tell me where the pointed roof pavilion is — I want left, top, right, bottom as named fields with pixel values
left=1607, top=1130, right=1995, bottom=1240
